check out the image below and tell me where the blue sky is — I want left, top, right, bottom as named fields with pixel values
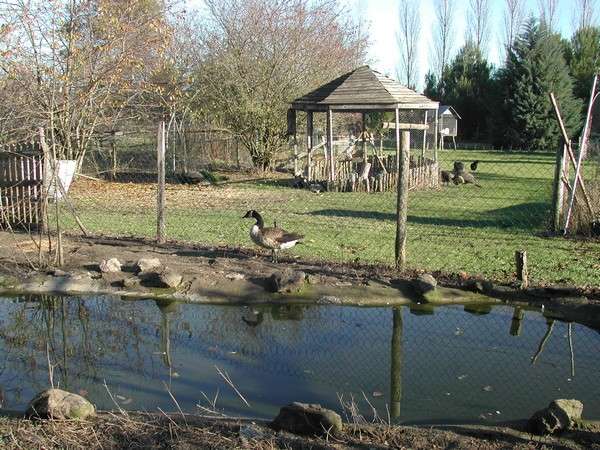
left=353, top=0, right=582, bottom=89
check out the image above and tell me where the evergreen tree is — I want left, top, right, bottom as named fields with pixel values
left=423, top=71, right=441, bottom=100
left=566, top=26, right=600, bottom=102
left=441, top=41, right=493, bottom=141
left=502, top=20, right=582, bottom=150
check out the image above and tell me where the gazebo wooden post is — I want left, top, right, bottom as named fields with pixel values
left=434, top=109, right=439, bottom=161
left=421, top=111, right=427, bottom=158
left=395, top=108, right=400, bottom=172
left=362, top=112, right=367, bottom=164
left=326, top=109, right=334, bottom=183
left=306, top=111, right=313, bottom=181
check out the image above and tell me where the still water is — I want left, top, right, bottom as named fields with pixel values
left=0, top=295, right=598, bottom=424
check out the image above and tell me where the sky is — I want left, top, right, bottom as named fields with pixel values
left=189, top=0, right=588, bottom=92
left=352, top=0, right=580, bottom=90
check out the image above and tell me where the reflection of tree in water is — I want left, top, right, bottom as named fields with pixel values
left=0, top=295, right=167, bottom=408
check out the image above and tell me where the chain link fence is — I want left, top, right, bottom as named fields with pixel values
left=1, top=108, right=594, bottom=286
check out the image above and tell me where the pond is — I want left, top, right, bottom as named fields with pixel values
left=0, top=294, right=598, bottom=425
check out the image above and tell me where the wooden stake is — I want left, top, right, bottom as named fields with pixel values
left=157, top=121, right=166, bottom=244
left=515, top=250, right=529, bottom=289
left=395, top=128, right=410, bottom=269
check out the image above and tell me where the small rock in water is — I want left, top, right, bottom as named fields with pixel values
left=99, top=258, right=121, bottom=273
left=26, top=388, right=95, bottom=420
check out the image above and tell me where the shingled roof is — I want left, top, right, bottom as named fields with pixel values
left=291, top=65, right=438, bottom=111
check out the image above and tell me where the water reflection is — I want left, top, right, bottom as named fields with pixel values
left=0, top=295, right=598, bottom=424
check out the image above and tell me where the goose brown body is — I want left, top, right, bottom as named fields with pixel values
left=243, top=210, right=303, bottom=261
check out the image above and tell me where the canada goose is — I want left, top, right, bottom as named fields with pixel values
left=470, top=160, right=480, bottom=171
left=242, top=210, right=303, bottom=262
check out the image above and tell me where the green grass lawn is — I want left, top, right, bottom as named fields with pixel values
left=61, top=149, right=600, bottom=287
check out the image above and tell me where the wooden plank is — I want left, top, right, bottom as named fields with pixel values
left=383, top=122, right=429, bottom=130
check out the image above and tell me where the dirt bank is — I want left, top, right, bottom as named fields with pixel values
left=0, top=232, right=598, bottom=327
left=1, top=410, right=598, bottom=449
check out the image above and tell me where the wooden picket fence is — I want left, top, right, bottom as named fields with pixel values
left=0, top=142, right=45, bottom=227
left=310, top=154, right=439, bottom=192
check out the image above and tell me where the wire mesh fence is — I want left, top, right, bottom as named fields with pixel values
left=1, top=109, right=598, bottom=286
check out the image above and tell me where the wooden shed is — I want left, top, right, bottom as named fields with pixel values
left=438, top=105, right=461, bottom=150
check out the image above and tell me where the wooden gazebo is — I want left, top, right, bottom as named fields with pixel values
left=289, top=65, right=439, bottom=187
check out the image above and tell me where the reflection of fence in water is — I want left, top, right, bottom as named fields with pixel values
left=1, top=297, right=599, bottom=421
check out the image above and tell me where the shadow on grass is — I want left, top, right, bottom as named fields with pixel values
left=306, top=202, right=550, bottom=230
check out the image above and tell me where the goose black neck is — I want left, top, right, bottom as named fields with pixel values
left=253, top=211, right=264, bottom=228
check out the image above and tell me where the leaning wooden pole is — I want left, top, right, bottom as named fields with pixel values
left=395, top=116, right=410, bottom=268
left=549, top=93, right=594, bottom=217
left=157, top=121, right=166, bottom=244
left=563, top=75, right=598, bottom=233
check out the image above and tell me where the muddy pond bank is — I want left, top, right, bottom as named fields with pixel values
left=1, top=409, right=599, bottom=449
left=0, top=232, right=598, bottom=329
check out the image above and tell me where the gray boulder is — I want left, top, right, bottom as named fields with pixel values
left=268, top=269, right=306, bottom=293
left=99, top=258, right=121, bottom=273
left=26, top=388, right=95, bottom=420
left=135, top=258, right=162, bottom=274
left=272, top=402, right=342, bottom=436
left=529, top=399, right=584, bottom=435
left=413, top=273, right=437, bottom=294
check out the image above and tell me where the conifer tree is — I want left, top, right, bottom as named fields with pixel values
left=503, top=20, right=582, bottom=150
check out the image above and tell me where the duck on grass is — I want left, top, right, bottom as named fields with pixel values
left=243, top=210, right=304, bottom=262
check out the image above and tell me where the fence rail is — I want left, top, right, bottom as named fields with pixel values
left=310, top=155, right=439, bottom=192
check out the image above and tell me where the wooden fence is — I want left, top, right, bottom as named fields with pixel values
left=310, top=154, right=439, bottom=192
left=0, top=143, right=44, bottom=227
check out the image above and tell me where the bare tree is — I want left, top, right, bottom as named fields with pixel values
left=431, top=0, right=455, bottom=90
left=503, top=0, right=526, bottom=56
left=538, top=0, right=559, bottom=30
left=0, top=0, right=173, bottom=168
left=396, top=0, right=421, bottom=89
left=467, top=0, right=491, bottom=54
left=572, top=0, right=597, bottom=30
left=196, top=0, right=367, bottom=169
